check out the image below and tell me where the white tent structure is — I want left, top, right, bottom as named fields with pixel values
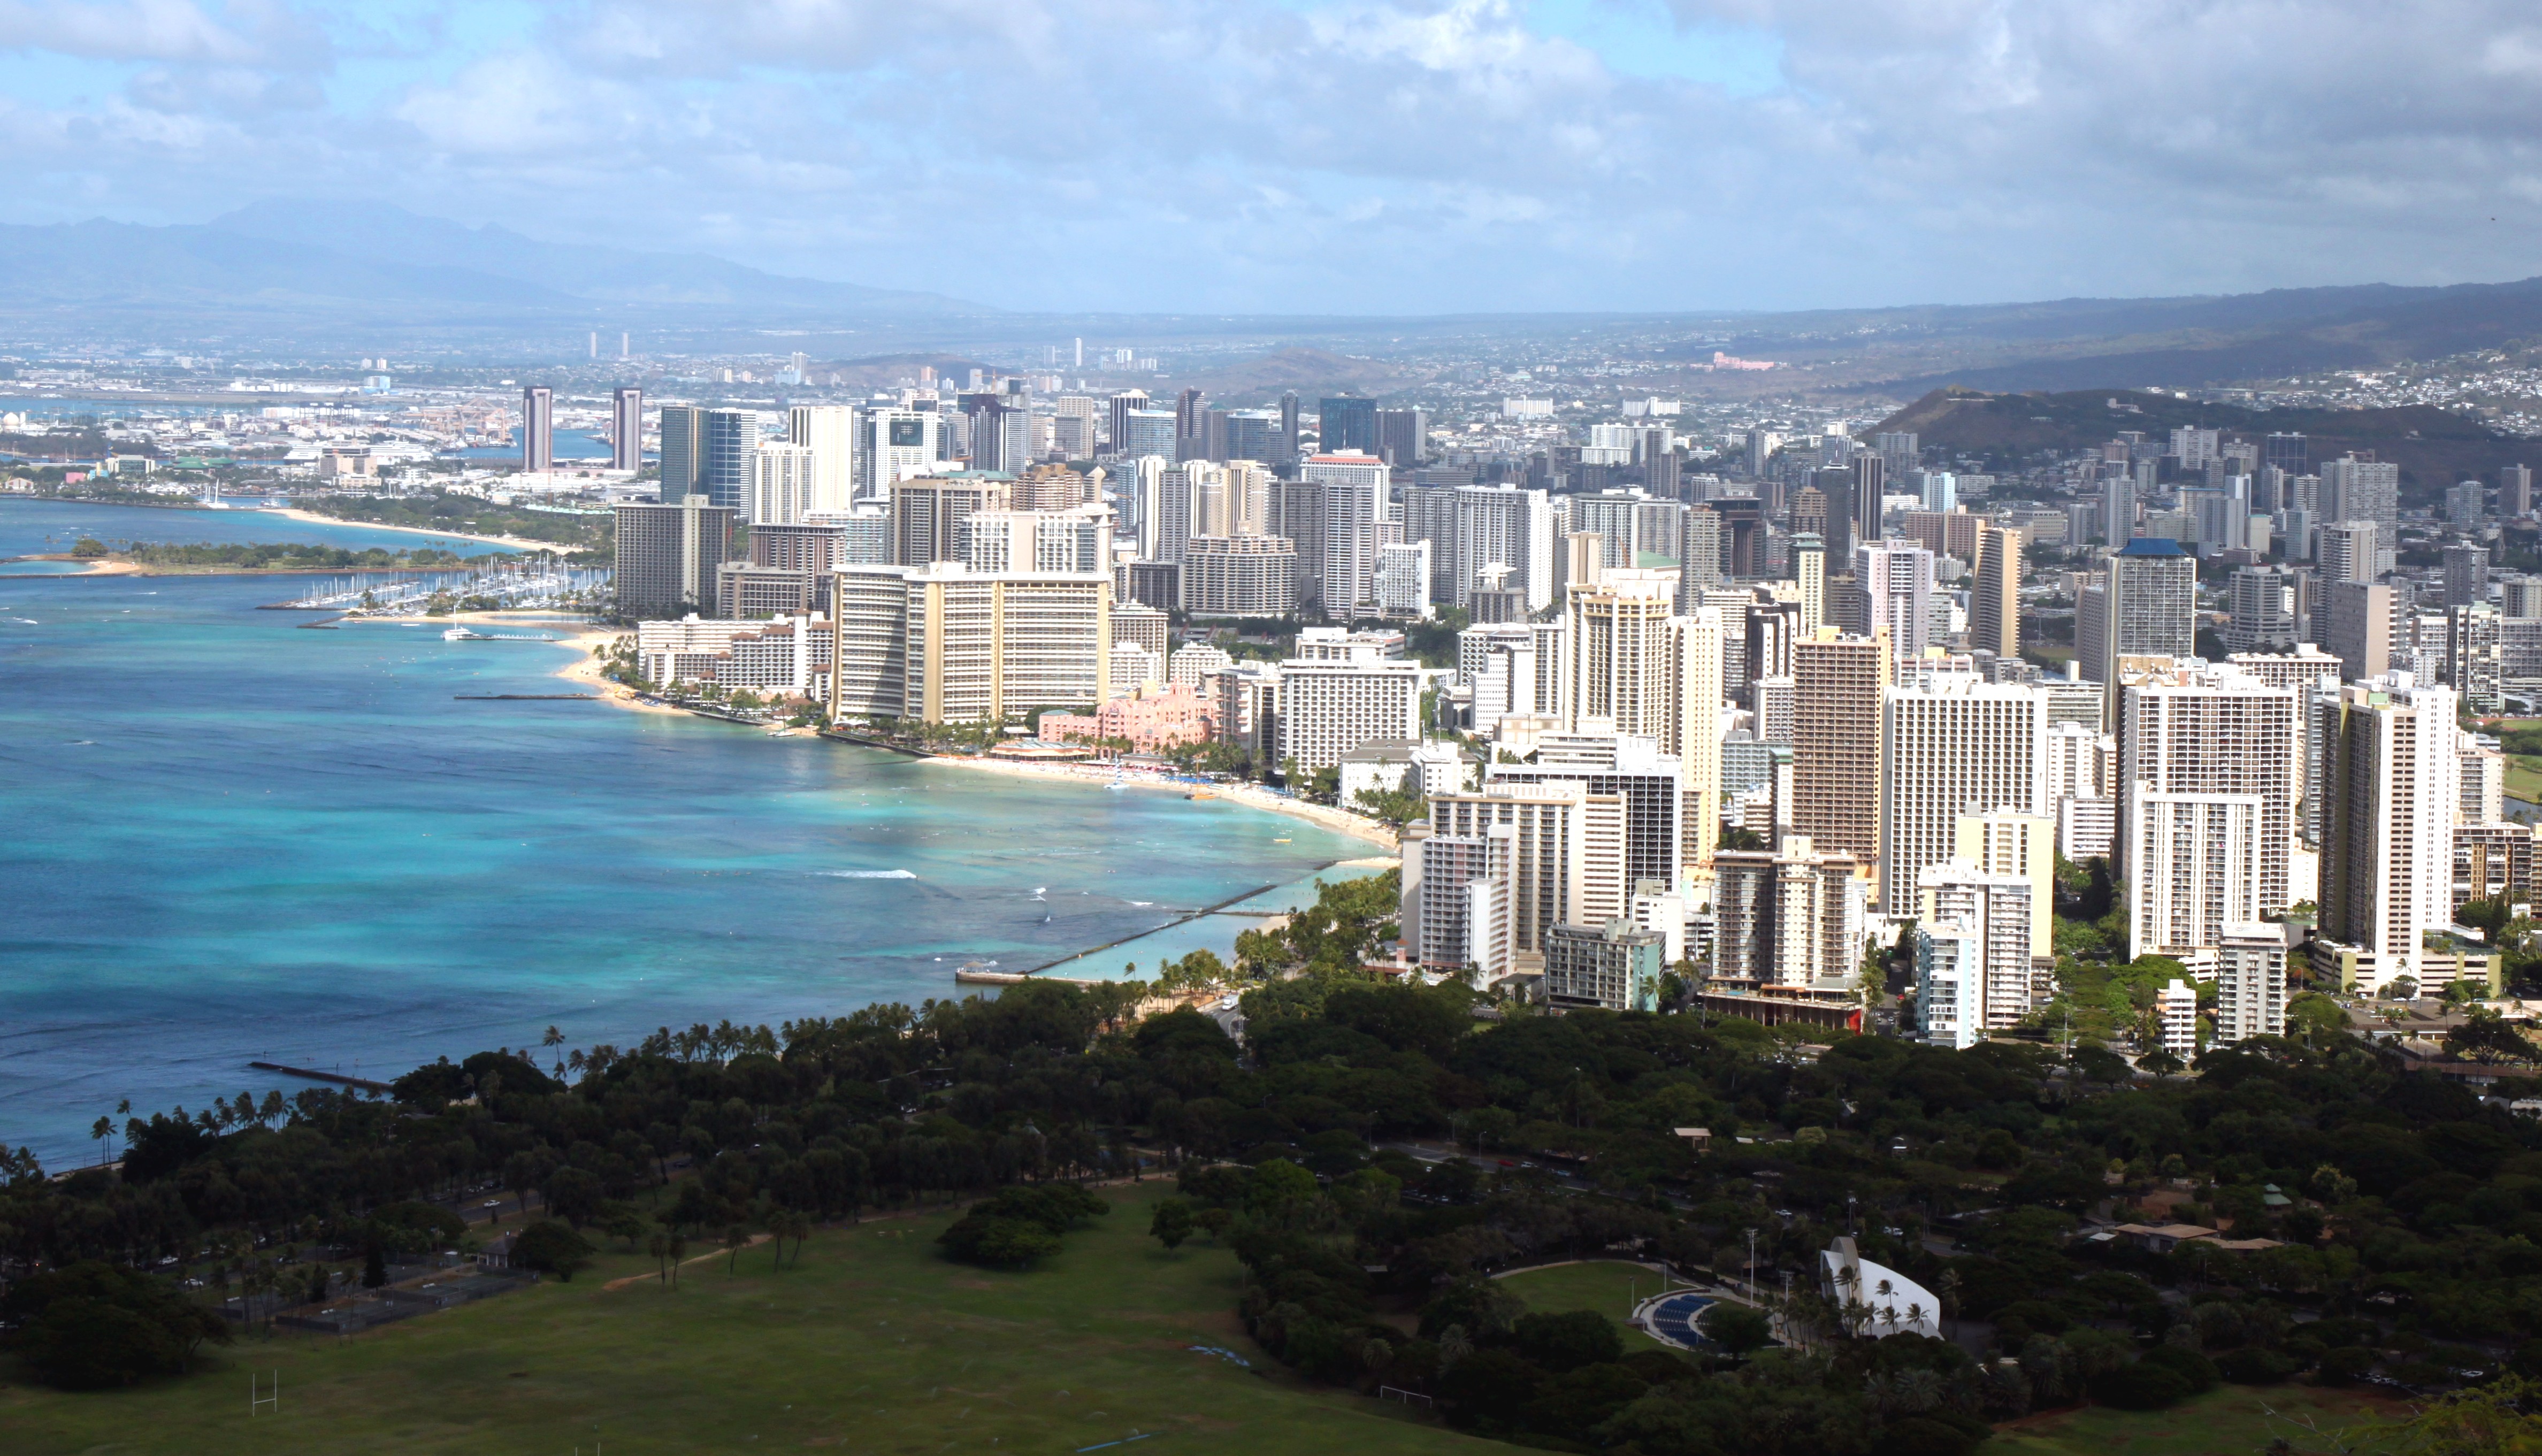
left=1820, top=1235, right=1941, bottom=1339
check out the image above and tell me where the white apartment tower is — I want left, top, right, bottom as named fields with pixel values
left=1879, top=679, right=2048, bottom=918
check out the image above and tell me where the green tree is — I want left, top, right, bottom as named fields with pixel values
left=1699, top=1302, right=1774, bottom=1356
left=512, top=1219, right=595, bottom=1281
left=1149, top=1197, right=1195, bottom=1252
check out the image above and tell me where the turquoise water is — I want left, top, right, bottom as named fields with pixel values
left=0, top=501, right=1365, bottom=1164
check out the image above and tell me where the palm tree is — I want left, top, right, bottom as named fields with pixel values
left=1437, top=1323, right=1473, bottom=1369
left=542, top=1025, right=565, bottom=1076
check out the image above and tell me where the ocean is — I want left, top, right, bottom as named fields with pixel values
left=0, top=500, right=1370, bottom=1165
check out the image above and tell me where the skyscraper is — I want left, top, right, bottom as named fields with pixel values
left=1793, top=532, right=1825, bottom=634
left=2444, top=543, right=2491, bottom=608
left=2099, top=537, right=2195, bottom=702
left=1855, top=539, right=1935, bottom=665
left=657, top=405, right=704, bottom=502
left=611, top=387, right=643, bottom=473
left=1880, top=679, right=2048, bottom=917
left=2506, top=464, right=2534, bottom=518
left=1971, top=525, right=2020, bottom=661
left=1106, top=389, right=1151, bottom=457
left=701, top=408, right=760, bottom=512
left=788, top=405, right=857, bottom=514
left=1851, top=454, right=1885, bottom=553
left=2116, top=661, right=2302, bottom=953
left=1303, top=453, right=1390, bottom=614
left=1319, top=396, right=1379, bottom=456
left=1793, top=628, right=1889, bottom=861
left=2321, top=674, right=2462, bottom=991
left=1278, top=392, right=1301, bottom=469
left=1376, top=408, right=1428, bottom=468
left=889, top=474, right=1011, bottom=567
left=615, top=495, right=735, bottom=617
left=2225, top=565, right=2299, bottom=653
left=520, top=385, right=554, bottom=473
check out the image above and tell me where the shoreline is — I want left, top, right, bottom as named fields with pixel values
left=261, top=505, right=565, bottom=553
left=921, top=753, right=1400, bottom=851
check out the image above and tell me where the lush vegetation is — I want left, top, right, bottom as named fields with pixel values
left=0, top=1179, right=1480, bottom=1456
left=83, top=540, right=495, bottom=570
left=11, top=872, right=2542, bottom=1453
left=304, top=491, right=611, bottom=555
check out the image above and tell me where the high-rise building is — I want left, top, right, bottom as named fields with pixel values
left=855, top=409, right=945, bottom=503
left=1427, top=783, right=1604, bottom=956
left=1106, top=390, right=1150, bottom=457
left=615, top=495, right=736, bottom=617
left=2445, top=543, right=2492, bottom=609
left=2320, top=456, right=2400, bottom=565
left=1793, top=532, right=1826, bottom=634
left=889, top=474, right=1011, bottom=567
left=2127, top=786, right=2265, bottom=964
left=2263, top=433, right=2308, bottom=478
left=2320, top=674, right=2462, bottom=991
left=1374, top=541, right=1431, bottom=618
left=657, top=404, right=703, bottom=501
left=2116, top=660, right=2302, bottom=937
left=1793, top=628, right=1889, bottom=861
left=611, top=387, right=643, bottom=473
left=1120, top=409, right=1176, bottom=461
left=2226, top=566, right=2300, bottom=653
left=1319, top=396, right=1379, bottom=455
left=2506, top=464, right=2534, bottom=519
left=701, top=408, right=760, bottom=512
left=2100, top=537, right=2195, bottom=706
left=958, top=508, right=1109, bottom=574
left=1453, top=484, right=1555, bottom=613
left=1971, top=525, right=2020, bottom=661
left=1915, top=860, right=2039, bottom=1045
left=1950, top=809, right=2056, bottom=959
left=1376, top=408, right=1428, bottom=468
left=2448, top=480, right=2486, bottom=531
left=1182, top=537, right=1300, bottom=616
left=1678, top=506, right=1725, bottom=600
left=1301, top=453, right=1389, bottom=614
left=2318, top=520, right=2376, bottom=585
left=1278, top=391, right=1301, bottom=467
left=520, top=385, right=554, bottom=473
left=748, top=442, right=822, bottom=526
left=1872, top=431, right=1918, bottom=482
left=1851, top=455, right=1885, bottom=553
left=2321, top=579, right=2395, bottom=682
left=1488, top=733, right=1686, bottom=893
left=828, top=561, right=1114, bottom=723
left=1879, top=679, right=2048, bottom=917
left=787, top=405, right=856, bottom=510
left=1275, top=657, right=1423, bottom=772
left=2212, top=930, right=2288, bottom=1043
left=1710, top=835, right=1865, bottom=987
left=1855, top=540, right=1935, bottom=665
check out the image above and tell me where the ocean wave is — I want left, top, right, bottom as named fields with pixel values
left=821, top=869, right=917, bottom=879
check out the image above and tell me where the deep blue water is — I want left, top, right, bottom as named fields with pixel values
left=0, top=501, right=1364, bottom=1164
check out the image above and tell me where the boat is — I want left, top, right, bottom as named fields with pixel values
left=1184, top=790, right=1214, bottom=800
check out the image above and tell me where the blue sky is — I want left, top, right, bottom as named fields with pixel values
left=2, top=1, right=2539, bottom=313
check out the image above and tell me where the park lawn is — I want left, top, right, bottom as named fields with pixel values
left=0, top=1181, right=1495, bottom=1456
left=2503, top=754, right=2542, bottom=806
left=1492, top=1261, right=1672, bottom=1352
left=1990, top=1382, right=2407, bottom=1456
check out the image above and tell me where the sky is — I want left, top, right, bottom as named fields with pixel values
left=4, top=0, right=2541, bottom=315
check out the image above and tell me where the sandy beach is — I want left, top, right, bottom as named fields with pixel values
left=263, top=506, right=565, bottom=553
left=1, top=554, right=143, bottom=574
left=922, top=753, right=1400, bottom=850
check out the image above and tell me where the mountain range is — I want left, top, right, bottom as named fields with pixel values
left=0, top=200, right=978, bottom=323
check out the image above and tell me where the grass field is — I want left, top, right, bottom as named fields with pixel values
left=0, top=1181, right=1493, bottom=1456
left=1491, top=1261, right=1673, bottom=1353
left=1991, top=1383, right=2407, bottom=1456
left=2504, top=754, right=2542, bottom=806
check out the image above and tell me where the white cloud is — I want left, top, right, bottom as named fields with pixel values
left=0, top=0, right=2537, bottom=311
